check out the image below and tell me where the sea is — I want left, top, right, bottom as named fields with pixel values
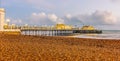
left=21, top=30, right=120, bottom=39
left=74, top=30, right=120, bottom=39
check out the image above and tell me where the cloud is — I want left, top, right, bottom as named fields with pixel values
left=48, top=14, right=58, bottom=22
left=65, top=14, right=72, bottom=19
left=64, top=10, right=120, bottom=26
left=64, top=10, right=118, bottom=25
left=25, top=10, right=118, bottom=26
left=109, top=0, right=120, bottom=3
left=5, top=18, right=22, bottom=25
left=6, top=10, right=120, bottom=30
left=32, top=12, right=46, bottom=18
left=28, top=12, right=49, bottom=25
left=64, top=16, right=82, bottom=26
left=27, top=12, right=64, bottom=25
left=110, top=0, right=120, bottom=2
left=48, top=14, right=64, bottom=24
left=31, top=12, right=47, bottom=21
left=81, top=10, right=117, bottom=25
left=7, top=10, right=118, bottom=27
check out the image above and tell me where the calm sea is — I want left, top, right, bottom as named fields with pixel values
left=74, top=30, right=120, bottom=39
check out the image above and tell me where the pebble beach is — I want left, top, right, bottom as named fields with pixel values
left=1, top=34, right=120, bottom=61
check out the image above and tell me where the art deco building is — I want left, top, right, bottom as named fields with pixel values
left=0, top=8, right=5, bottom=31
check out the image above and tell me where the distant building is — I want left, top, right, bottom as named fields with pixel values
left=0, top=8, right=5, bottom=31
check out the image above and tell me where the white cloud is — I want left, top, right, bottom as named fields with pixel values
left=29, top=12, right=48, bottom=25
left=65, top=10, right=118, bottom=25
left=48, top=14, right=58, bottom=22
left=65, top=14, right=72, bottom=19
left=27, top=11, right=118, bottom=26
left=38, top=12, right=46, bottom=18
left=5, top=18, right=23, bottom=25
left=110, top=0, right=120, bottom=2
left=32, top=12, right=46, bottom=18
left=6, top=11, right=120, bottom=29
left=28, top=12, right=64, bottom=25
left=48, top=14, right=64, bottom=24
left=32, top=13, right=37, bottom=16
left=6, top=19, right=10, bottom=22
left=7, top=11, right=118, bottom=26
left=63, top=11, right=119, bottom=30
left=57, top=18, right=64, bottom=24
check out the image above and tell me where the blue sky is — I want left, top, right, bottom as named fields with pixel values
left=1, top=0, right=120, bottom=30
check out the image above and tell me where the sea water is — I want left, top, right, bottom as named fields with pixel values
left=74, top=30, right=120, bottom=39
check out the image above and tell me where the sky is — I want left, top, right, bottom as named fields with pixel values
left=1, top=0, right=120, bottom=30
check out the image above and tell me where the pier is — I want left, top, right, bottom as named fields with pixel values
left=3, top=24, right=102, bottom=36
left=21, top=28, right=102, bottom=36
left=21, top=29, right=73, bottom=36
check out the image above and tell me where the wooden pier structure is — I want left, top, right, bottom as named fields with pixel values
left=4, top=23, right=102, bottom=36
left=21, top=28, right=102, bottom=36
left=21, top=29, right=73, bottom=36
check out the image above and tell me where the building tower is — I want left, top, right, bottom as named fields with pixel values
left=0, top=8, right=5, bottom=31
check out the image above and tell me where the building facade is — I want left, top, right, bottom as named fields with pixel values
left=0, top=8, right=5, bottom=31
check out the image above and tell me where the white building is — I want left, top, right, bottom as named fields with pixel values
left=0, top=8, right=5, bottom=31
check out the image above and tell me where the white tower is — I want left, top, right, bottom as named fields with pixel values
left=0, top=8, right=5, bottom=31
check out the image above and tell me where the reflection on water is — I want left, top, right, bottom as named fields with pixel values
left=74, top=30, right=120, bottom=39
left=74, top=34, right=120, bottom=39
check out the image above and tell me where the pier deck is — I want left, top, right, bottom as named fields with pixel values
left=20, top=28, right=102, bottom=36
